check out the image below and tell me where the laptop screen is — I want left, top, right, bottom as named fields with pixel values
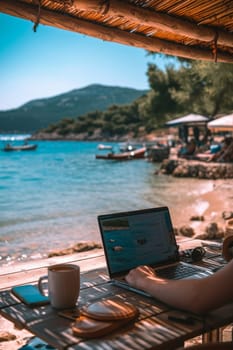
left=98, top=207, right=179, bottom=277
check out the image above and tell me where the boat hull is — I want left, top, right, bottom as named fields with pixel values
left=3, top=144, right=38, bottom=151
left=96, top=147, right=146, bottom=160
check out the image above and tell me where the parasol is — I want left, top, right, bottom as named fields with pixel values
left=166, top=114, right=209, bottom=127
left=207, top=114, right=233, bottom=132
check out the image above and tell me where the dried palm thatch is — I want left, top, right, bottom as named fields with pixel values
left=1, top=0, right=233, bottom=63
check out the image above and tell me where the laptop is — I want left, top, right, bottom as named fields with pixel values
left=98, top=206, right=213, bottom=297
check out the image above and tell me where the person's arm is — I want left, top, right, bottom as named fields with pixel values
left=125, top=260, right=233, bottom=314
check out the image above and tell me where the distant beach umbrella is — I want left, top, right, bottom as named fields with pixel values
left=166, top=114, right=209, bottom=127
left=207, top=114, right=233, bottom=132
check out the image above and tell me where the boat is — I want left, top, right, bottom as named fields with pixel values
left=97, top=144, right=113, bottom=150
left=96, top=147, right=146, bottom=160
left=119, top=143, right=136, bottom=152
left=3, top=143, right=38, bottom=151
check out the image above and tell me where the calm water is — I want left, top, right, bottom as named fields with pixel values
left=0, top=139, right=216, bottom=266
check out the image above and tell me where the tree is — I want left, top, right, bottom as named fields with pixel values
left=196, top=62, right=233, bottom=116
left=137, top=63, right=182, bottom=130
left=41, top=55, right=233, bottom=139
left=144, top=54, right=233, bottom=120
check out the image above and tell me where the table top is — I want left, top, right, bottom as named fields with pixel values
left=0, top=240, right=232, bottom=350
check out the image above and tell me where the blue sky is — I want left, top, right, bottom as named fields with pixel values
left=0, top=13, right=166, bottom=111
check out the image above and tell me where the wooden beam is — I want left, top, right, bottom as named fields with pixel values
left=73, top=0, right=233, bottom=49
left=1, top=0, right=233, bottom=63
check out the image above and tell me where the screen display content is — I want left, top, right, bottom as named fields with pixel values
left=99, top=208, right=178, bottom=275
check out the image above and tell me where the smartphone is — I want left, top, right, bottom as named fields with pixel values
left=11, top=284, right=50, bottom=307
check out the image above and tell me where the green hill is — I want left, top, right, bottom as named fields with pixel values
left=0, top=84, right=148, bottom=133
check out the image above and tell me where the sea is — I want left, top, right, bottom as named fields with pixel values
left=0, top=135, right=217, bottom=266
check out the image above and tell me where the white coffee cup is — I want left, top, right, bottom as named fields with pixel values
left=38, top=263, right=80, bottom=309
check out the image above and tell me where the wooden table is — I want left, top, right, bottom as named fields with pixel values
left=0, top=239, right=232, bottom=350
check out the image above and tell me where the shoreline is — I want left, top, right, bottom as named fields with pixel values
left=0, top=178, right=232, bottom=269
left=1, top=180, right=232, bottom=268
left=1, top=179, right=233, bottom=348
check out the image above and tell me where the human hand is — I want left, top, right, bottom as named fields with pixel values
left=125, top=265, right=155, bottom=290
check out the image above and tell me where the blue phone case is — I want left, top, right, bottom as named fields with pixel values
left=11, top=284, right=50, bottom=306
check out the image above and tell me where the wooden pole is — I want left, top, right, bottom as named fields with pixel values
left=1, top=0, right=233, bottom=63
left=73, top=0, right=233, bottom=49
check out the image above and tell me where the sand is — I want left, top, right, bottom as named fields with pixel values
left=0, top=319, right=31, bottom=350
left=171, top=179, right=233, bottom=237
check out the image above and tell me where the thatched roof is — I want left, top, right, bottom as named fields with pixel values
left=1, top=0, right=233, bottom=63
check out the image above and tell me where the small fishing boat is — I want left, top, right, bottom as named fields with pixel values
left=119, top=143, right=136, bottom=152
left=96, top=147, right=146, bottom=160
left=3, top=143, right=38, bottom=152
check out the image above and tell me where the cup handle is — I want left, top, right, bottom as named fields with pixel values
left=38, top=275, right=48, bottom=296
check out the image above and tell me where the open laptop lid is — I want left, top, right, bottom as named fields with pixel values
left=98, top=206, right=180, bottom=279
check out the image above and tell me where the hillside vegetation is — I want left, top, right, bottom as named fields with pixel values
left=37, top=59, right=233, bottom=140
left=1, top=58, right=233, bottom=138
left=0, top=84, right=147, bottom=133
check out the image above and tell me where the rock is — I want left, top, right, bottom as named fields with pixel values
left=204, top=222, right=224, bottom=239
left=48, top=241, right=102, bottom=258
left=158, top=159, right=233, bottom=179
left=215, top=229, right=225, bottom=239
left=48, top=248, right=74, bottom=257
left=190, top=215, right=205, bottom=221
left=195, top=233, right=208, bottom=240
left=222, top=211, right=233, bottom=220
left=0, top=331, right=16, bottom=342
left=159, top=159, right=179, bottom=175
left=173, top=163, right=190, bottom=177
left=179, top=225, right=195, bottom=237
left=72, top=241, right=102, bottom=252
left=205, top=222, right=218, bottom=239
left=225, top=219, right=233, bottom=235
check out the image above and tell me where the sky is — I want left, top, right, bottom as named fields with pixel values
left=0, top=13, right=167, bottom=111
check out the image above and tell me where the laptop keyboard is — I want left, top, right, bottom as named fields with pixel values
left=156, top=264, right=202, bottom=280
